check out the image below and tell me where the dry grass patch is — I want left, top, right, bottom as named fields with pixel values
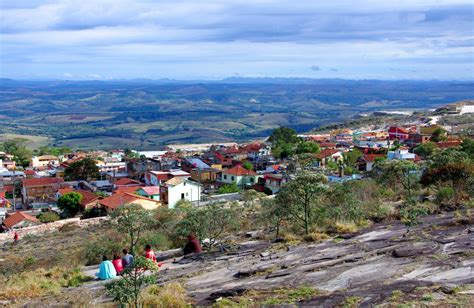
left=141, top=283, right=190, bottom=307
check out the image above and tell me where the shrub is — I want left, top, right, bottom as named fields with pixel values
left=141, top=283, right=189, bottom=307
left=303, top=232, right=329, bottom=242
left=37, top=212, right=60, bottom=223
left=58, top=222, right=79, bottom=233
left=436, top=187, right=455, bottom=207
left=217, top=183, right=240, bottom=194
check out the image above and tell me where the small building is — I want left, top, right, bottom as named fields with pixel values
left=264, top=174, right=290, bottom=194
left=31, top=155, right=60, bottom=168
left=356, top=154, right=386, bottom=172
left=160, top=177, right=201, bottom=208
left=314, top=149, right=343, bottom=168
left=388, top=127, right=410, bottom=141
left=22, top=177, right=64, bottom=205
left=136, top=186, right=161, bottom=200
left=99, top=192, right=160, bottom=212
left=3, top=211, right=40, bottom=229
left=219, top=165, right=261, bottom=187
left=387, top=148, right=418, bottom=161
left=145, top=169, right=190, bottom=186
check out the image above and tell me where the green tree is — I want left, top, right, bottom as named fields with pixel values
left=296, top=141, right=320, bottom=154
left=217, top=183, right=240, bottom=194
left=375, top=160, right=420, bottom=199
left=111, top=204, right=154, bottom=255
left=413, top=142, right=436, bottom=159
left=37, top=211, right=60, bottom=223
left=343, top=149, right=363, bottom=166
left=431, top=128, right=447, bottom=142
left=174, top=202, right=239, bottom=247
left=269, top=127, right=299, bottom=145
left=64, top=157, right=100, bottom=181
left=260, top=198, right=290, bottom=238
left=275, top=173, right=327, bottom=234
left=460, top=137, right=474, bottom=159
left=106, top=256, right=158, bottom=307
left=242, top=161, right=253, bottom=171
left=57, top=192, right=83, bottom=218
left=0, top=138, right=32, bottom=168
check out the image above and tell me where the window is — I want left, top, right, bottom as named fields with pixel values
left=224, top=175, right=227, bottom=180
left=181, top=193, right=185, bottom=200
left=231, top=176, right=235, bottom=181
left=250, top=177, right=254, bottom=182
left=183, top=182, right=186, bottom=186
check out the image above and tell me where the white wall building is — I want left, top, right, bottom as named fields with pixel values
left=161, top=177, right=201, bottom=208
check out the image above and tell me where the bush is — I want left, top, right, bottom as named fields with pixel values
left=81, top=207, right=107, bottom=219
left=436, top=187, right=455, bottom=208
left=138, top=232, right=171, bottom=252
left=141, top=283, right=189, bottom=307
left=82, top=232, right=126, bottom=265
left=217, top=183, right=240, bottom=194
left=303, top=232, right=329, bottom=242
left=37, top=212, right=60, bottom=223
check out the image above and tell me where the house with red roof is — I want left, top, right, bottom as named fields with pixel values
left=219, top=165, right=262, bottom=187
left=21, top=177, right=65, bottom=205
left=113, top=178, right=142, bottom=189
left=388, top=126, right=410, bottom=141
left=264, top=174, right=290, bottom=194
left=3, top=211, right=40, bottom=229
left=356, top=154, right=386, bottom=172
left=99, top=192, right=160, bottom=212
left=56, top=188, right=100, bottom=210
left=315, top=149, right=343, bottom=168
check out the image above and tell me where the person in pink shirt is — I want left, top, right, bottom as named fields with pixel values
left=112, top=254, right=123, bottom=274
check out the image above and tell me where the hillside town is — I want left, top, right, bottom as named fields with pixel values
left=0, top=105, right=471, bottom=232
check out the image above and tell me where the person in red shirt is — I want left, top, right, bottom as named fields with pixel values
left=144, top=244, right=157, bottom=262
left=112, top=254, right=123, bottom=274
left=13, top=232, right=19, bottom=243
left=183, top=233, right=202, bottom=255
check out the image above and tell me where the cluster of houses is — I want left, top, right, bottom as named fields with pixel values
left=0, top=120, right=466, bottom=230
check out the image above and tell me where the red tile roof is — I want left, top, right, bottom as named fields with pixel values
left=58, top=187, right=74, bottom=195
left=114, top=186, right=140, bottom=194
left=363, top=154, right=386, bottom=162
left=139, top=186, right=161, bottom=195
left=22, top=177, right=64, bottom=187
left=3, top=212, right=40, bottom=228
left=76, top=189, right=100, bottom=206
left=224, top=165, right=257, bottom=176
left=435, top=141, right=462, bottom=149
left=114, top=178, right=141, bottom=186
left=24, top=170, right=37, bottom=175
left=99, top=192, right=158, bottom=210
left=318, top=142, right=337, bottom=148
left=315, top=149, right=341, bottom=159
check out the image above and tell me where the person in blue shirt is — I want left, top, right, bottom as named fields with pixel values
left=96, top=255, right=117, bottom=280
left=122, top=248, right=134, bottom=268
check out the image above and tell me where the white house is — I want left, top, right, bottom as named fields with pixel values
left=30, top=155, right=60, bottom=168
left=219, top=165, right=262, bottom=187
left=146, top=169, right=190, bottom=186
left=387, top=148, right=417, bottom=161
left=160, top=177, right=201, bottom=208
left=264, top=174, right=290, bottom=194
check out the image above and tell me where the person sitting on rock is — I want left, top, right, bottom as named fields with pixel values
left=144, top=244, right=157, bottom=262
left=96, top=255, right=117, bottom=280
left=183, top=233, right=202, bottom=255
left=112, top=254, right=123, bottom=274
left=121, top=248, right=134, bottom=268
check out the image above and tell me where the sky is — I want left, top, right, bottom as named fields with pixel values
left=0, top=0, right=473, bottom=80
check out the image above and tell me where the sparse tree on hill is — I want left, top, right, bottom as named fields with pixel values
left=275, top=173, right=327, bottom=234
left=375, top=160, right=420, bottom=199
left=111, top=204, right=154, bottom=255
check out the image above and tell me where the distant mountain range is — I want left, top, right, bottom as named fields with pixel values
left=0, top=79, right=473, bottom=150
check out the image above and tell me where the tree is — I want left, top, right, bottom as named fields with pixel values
left=275, top=173, right=327, bottom=234
left=260, top=198, right=289, bottom=238
left=111, top=204, right=154, bottom=255
left=296, top=141, right=320, bottom=154
left=174, top=202, right=239, bottom=247
left=217, top=183, right=240, bottom=194
left=64, top=157, right=100, bottom=181
left=414, top=142, right=436, bottom=159
left=269, top=127, right=299, bottom=145
left=343, top=149, right=363, bottom=166
left=431, top=127, right=447, bottom=142
left=375, top=160, right=420, bottom=199
left=460, top=137, right=474, bottom=159
left=0, top=138, right=32, bottom=168
left=57, top=192, right=83, bottom=218
left=106, top=256, right=158, bottom=307
left=242, top=161, right=253, bottom=171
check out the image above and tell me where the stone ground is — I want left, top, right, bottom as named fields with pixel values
left=24, top=212, right=474, bottom=306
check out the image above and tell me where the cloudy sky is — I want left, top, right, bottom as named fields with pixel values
left=1, top=0, right=473, bottom=80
